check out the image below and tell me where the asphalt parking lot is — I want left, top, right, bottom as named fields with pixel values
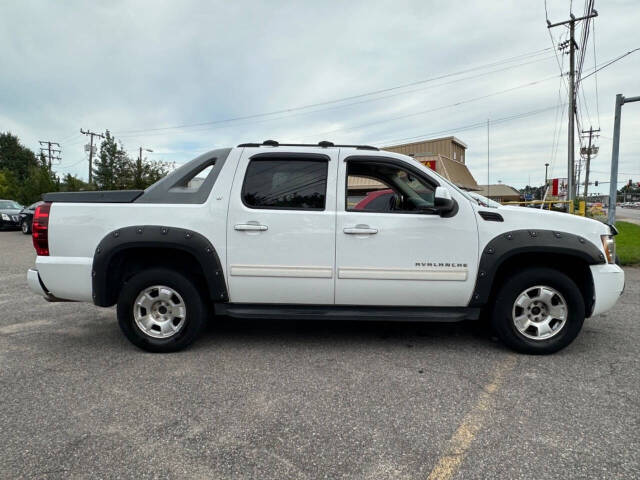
left=1, top=230, right=638, bottom=479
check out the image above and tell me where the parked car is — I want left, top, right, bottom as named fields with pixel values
left=27, top=141, right=624, bottom=354
left=19, top=201, right=43, bottom=234
left=353, top=189, right=396, bottom=211
left=0, top=199, right=23, bottom=230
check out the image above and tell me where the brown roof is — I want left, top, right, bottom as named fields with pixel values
left=433, top=155, right=480, bottom=191
left=477, top=184, right=521, bottom=198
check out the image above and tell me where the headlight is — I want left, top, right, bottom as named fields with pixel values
left=1, top=213, right=9, bottom=221
left=601, top=235, right=616, bottom=264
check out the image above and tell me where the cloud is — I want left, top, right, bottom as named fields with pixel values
left=1, top=0, right=638, bottom=192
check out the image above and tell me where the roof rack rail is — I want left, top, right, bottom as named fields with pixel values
left=237, top=140, right=379, bottom=151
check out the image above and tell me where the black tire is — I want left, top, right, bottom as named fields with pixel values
left=490, top=267, right=585, bottom=355
left=21, top=220, right=31, bottom=234
left=117, top=268, right=208, bottom=352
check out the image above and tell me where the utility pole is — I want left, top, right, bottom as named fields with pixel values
left=608, top=94, right=640, bottom=224
left=581, top=126, right=600, bottom=199
left=80, top=129, right=104, bottom=184
left=547, top=9, right=598, bottom=202
left=38, top=141, right=61, bottom=172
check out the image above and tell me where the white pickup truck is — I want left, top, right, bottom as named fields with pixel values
left=28, top=141, right=624, bottom=354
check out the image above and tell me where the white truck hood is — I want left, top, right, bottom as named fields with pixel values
left=474, top=203, right=611, bottom=257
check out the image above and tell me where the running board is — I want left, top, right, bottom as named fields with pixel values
left=214, top=304, right=480, bottom=322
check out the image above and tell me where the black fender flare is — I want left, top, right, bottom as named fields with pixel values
left=468, top=229, right=605, bottom=307
left=92, top=225, right=228, bottom=307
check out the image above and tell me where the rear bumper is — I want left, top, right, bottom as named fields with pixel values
left=589, top=263, right=625, bottom=317
left=27, top=268, right=75, bottom=302
left=27, top=268, right=47, bottom=296
left=34, top=256, right=93, bottom=302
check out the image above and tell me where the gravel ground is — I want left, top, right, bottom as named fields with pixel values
left=0, top=230, right=638, bottom=479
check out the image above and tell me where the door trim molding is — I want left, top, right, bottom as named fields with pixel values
left=230, top=264, right=333, bottom=278
left=338, top=266, right=467, bottom=281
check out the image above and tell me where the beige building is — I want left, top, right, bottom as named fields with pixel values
left=477, top=184, right=522, bottom=203
left=383, top=137, right=480, bottom=191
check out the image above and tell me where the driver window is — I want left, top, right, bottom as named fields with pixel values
left=346, top=161, right=435, bottom=213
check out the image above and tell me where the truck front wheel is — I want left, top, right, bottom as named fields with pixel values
left=491, top=267, right=585, bottom=354
left=117, top=268, right=208, bottom=352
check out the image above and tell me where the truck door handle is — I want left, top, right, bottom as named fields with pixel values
left=343, top=226, right=378, bottom=235
left=234, top=223, right=268, bottom=231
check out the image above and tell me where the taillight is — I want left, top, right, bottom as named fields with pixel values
left=32, top=202, right=51, bottom=256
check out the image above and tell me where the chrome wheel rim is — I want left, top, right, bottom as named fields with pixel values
left=22, top=221, right=28, bottom=233
left=512, top=285, right=568, bottom=341
left=133, top=285, right=187, bottom=339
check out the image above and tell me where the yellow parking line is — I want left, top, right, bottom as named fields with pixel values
left=426, top=355, right=518, bottom=480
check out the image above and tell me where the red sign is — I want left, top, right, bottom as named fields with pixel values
left=423, top=160, right=436, bottom=171
left=551, top=178, right=568, bottom=198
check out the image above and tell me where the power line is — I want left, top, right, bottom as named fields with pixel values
left=372, top=104, right=562, bottom=146
left=580, top=47, right=640, bottom=81
left=548, top=76, right=567, bottom=181
left=117, top=56, right=557, bottom=141
left=544, top=0, right=570, bottom=98
left=592, top=18, right=601, bottom=128
left=112, top=48, right=553, bottom=136
left=547, top=7, right=598, bottom=201
left=297, top=75, right=559, bottom=141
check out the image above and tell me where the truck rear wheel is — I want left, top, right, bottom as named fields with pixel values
left=117, top=268, right=208, bottom=352
left=491, top=267, right=585, bottom=354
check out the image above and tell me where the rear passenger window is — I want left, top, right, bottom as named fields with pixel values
left=242, top=158, right=328, bottom=210
left=170, top=160, right=215, bottom=192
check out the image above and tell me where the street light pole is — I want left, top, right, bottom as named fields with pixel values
left=137, top=147, right=153, bottom=187
left=487, top=119, right=490, bottom=198
left=607, top=94, right=640, bottom=225
left=138, top=147, right=153, bottom=163
left=544, top=163, right=549, bottom=187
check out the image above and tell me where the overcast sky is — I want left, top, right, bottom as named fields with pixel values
left=1, top=0, right=639, bottom=192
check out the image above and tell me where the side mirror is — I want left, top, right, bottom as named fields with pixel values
left=434, top=186, right=457, bottom=216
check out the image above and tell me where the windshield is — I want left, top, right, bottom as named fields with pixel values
left=0, top=200, right=22, bottom=209
left=468, top=192, right=501, bottom=208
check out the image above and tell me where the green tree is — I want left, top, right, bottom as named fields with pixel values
left=17, top=164, right=59, bottom=204
left=0, top=170, right=15, bottom=198
left=0, top=132, right=59, bottom=204
left=618, top=181, right=640, bottom=195
left=130, top=157, right=171, bottom=189
left=519, top=185, right=545, bottom=200
left=92, top=130, right=131, bottom=190
left=0, top=132, right=41, bottom=182
left=61, top=173, right=93, bottom=192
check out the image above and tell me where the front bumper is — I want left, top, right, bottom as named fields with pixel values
left=589, top=263, right=625, bottom=317
left=0, top=216, right=21, bottom=228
